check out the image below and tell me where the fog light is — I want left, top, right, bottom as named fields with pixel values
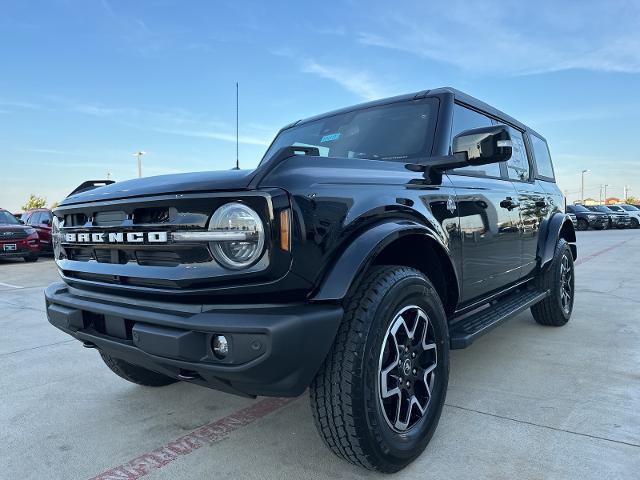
left=212, top=335, right=229, bottom=359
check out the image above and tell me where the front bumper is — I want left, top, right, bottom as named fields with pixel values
left=0, top=239, right=39, bottom=257
left=588, top=217, right=608, bottom=228
left=45, top=282, right=343, bottom=397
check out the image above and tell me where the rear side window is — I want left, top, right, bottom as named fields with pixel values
left=530, top=134, right=555, bottom=180
left=505, top=126, right=530, bottom=182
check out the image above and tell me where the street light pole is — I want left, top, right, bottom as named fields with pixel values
left=132, top=151, right=146, bottom=178
left=599, top=185, right=603, bottom=205
left=603, top=184, right=609, bottom=204
left=581, top=169, right=590, bottom=204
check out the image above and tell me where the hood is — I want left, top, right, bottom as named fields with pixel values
left=0, top=224, right=30, bottom=231
left=60, top=168, right=256, bottom=206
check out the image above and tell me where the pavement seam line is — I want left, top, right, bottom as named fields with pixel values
left=0, top=339, right=76, bottom=357
left=574, top=238, right=633, bottom=267
left=445, top=403, right=640, bottom=449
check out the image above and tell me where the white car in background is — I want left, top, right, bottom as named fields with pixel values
left=610, top=205, right=640, bottom=228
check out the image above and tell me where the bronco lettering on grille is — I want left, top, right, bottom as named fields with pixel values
left=64, top=231, right=169, bottom=244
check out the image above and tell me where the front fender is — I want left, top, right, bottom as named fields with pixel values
left=311, top=220, right=450, bottom=301
left=538, top=213, right=577, bottom=270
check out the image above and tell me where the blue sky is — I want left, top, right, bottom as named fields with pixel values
left=1, top=0, right=639, bottom=211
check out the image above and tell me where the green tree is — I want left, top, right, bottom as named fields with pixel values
left=50, top=201, right=60, bottom=209
left=626, top=196, right=638, bottom=205
left=21, top=193, right=47, bottom=211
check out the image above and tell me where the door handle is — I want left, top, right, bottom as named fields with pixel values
left=500, top=197, right=517, bottom=210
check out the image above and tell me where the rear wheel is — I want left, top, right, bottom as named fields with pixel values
left=99, top=351, right=178, bottom=387
left=23, top=254, right=38, bottom=262
left=577, top=219, right=589, bottom=231
left=531, top=239, right=574, bottom=326
left=310, top=266, right=449, bottom=473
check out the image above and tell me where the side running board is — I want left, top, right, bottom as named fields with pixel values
left=449, top=288, right=549, bottom=349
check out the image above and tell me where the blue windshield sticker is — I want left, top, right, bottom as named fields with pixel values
left=320, top=133, right=341, bottom=143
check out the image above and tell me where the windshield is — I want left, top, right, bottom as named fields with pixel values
left=571, top=205, right=590, bottom=213
left=595, top=206, right=612, bottom=212
left=0, top=210, right=20, bottom=225
left=622, top=205, right=639, bottom=211
left=262, top=99, right=438, bottom=164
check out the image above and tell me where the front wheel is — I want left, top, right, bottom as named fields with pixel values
left=631, top=218, right=639, bottom=229
left=310, top=266, right=449, bottom=473
left=576, top=219, right=589, bottom=231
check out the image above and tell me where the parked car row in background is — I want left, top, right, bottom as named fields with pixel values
left=0, top=207, right=53, bottom=262
left=566, top=204, right=640, bottom=231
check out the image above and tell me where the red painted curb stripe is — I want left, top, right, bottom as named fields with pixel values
left=89, top=397, right=296, bottom=480
left=574, top=238, right=632, bottom=267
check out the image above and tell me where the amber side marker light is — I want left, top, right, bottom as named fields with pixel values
left=280, top=209, right=290, bottom=251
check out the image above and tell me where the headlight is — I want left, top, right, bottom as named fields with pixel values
left=208, top=202, right=265, bottom=269
left=24, top=227, right=37, bottom=235
left=52, top=216, right=63, bottom=259
left=587, top=214, right=596, bottom=220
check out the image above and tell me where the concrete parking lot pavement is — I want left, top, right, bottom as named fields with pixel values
left=1, top=230, right=639, bottom=479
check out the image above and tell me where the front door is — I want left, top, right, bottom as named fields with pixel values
left=450, top=174, right=522, bottom=303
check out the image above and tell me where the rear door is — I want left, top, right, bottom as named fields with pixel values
left=447, top=104, right=523, bottom=303
left=503, top=126, right=550, bottom=277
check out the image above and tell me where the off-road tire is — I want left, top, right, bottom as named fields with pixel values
left=576, top=219, right=589, bottom=231
left=99, top=351, right=178, bottom=387
left=23, top=254, right=39, bottom=262
left=310, top=266, right=449, bottom=473
left=531, top=238, right=574, bottom=326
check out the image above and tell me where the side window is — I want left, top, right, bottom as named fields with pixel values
left=529, top=133, right=555, bottom=180
left=450, top=104, right=502, bottom=178
left=31, top=212, right=43, bottom=224
left=505, top=126, right=530, bottom=181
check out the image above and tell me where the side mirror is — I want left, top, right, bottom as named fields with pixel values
left=453, top=125, right=512, bottom=166
left=18, top=219, right=25, bottom=224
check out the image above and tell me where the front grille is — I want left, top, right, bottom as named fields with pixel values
left=94, top=211, right=127, bottom=226
left=67, top=246, right=212, bottom=267
left=0, top=229, right=28, bottom=240
left=55, top=192, right=275, bottom=292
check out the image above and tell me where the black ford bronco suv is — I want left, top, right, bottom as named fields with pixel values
left=45, top=87, right=576, bottom=473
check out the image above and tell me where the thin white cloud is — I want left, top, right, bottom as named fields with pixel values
left=356, top=1, right=640, bottom=75
left=155, top=128, right=271, bottom=146
left=301, top=59, right=390, bottom=101
left=0, top=100, right=41, bottom=110
left=18, top=147, right=80, bottom=155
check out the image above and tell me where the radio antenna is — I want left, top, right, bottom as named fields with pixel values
left=234, top=82, right=240, bottom=170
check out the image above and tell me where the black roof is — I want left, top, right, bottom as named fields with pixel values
left=293, top=87, right=544, bottom=140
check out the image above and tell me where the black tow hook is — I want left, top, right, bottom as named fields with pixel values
left=82, top=341, right=98, bottom=349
